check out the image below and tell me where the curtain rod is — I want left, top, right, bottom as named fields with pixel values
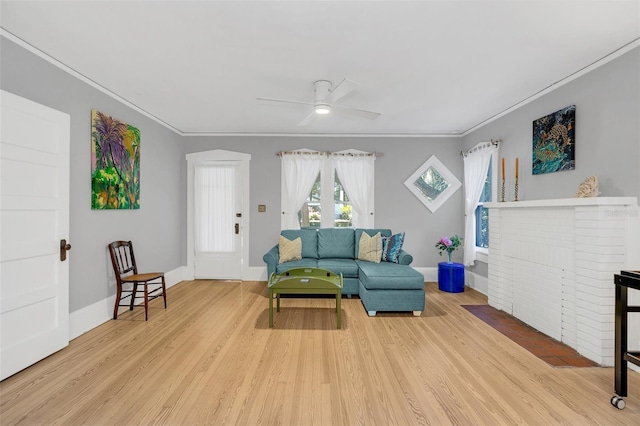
left=460, top=139, right=501, bottom=157
left=276, top=151, right=383, bottom=157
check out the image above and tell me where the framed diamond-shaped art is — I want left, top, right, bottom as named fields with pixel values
left=404, top=155, right=461, bottom=213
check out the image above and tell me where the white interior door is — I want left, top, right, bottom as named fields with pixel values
left=193, top=162, right=243, bottom=279
left=0, top=90, right=70, bottom=380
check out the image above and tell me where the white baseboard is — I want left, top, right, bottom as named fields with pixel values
left=413, top=266, right=437, bottom=282
left=415, top=266, right=487, bottom=295
left=246, top=266, right=268, bottom=281
left=232, top=266, right=486, bottom=297
left=69, top=266, right=188, bottom=340
left=246, top=266, right=441, bottom=283
left=464, top=270, right=488, bottom=295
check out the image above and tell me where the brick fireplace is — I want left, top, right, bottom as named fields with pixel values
left=485, top=197, right=639, bottom=366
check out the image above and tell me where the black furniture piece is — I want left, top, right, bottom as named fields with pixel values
left=108, top=240, right=167, bottom=321
left=612, top=270, right=640, bottom=409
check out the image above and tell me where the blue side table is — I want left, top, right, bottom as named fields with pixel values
left=438, top=262, right=465, bottom=293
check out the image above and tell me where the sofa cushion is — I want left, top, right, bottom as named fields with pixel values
left=357, top=232, right=382, bottom=263
left=278, top=235, right=302, bottom=263
left=275, top=258, right=319, bottom=275
left=382, top=232, right=405, bottom=263
left=281, top=229, right=318, bottom=259
left=318, top=228, right=355, bottom=259
left=357, top=261, right=424, bottom=290
left=317, top=258, right=359, bottom=278
left=355, top=228, right=391, bottom=258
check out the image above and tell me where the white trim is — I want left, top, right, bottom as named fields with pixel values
left=69, top=266, right=187, bottom=340
left=475, top=249, right=489, bottom=264
left=464, top=270, right=488, bottom=295
left=247, top=266, right=268, bottom=282
left=486, top=196, right=638, bottom=209
left=413, top=266, right=438, bottom=283
left=182, top=132, right=463, bottom=138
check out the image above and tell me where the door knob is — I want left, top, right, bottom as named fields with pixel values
left=60, top=239, right=72, bottom=261
left=235, top=223, right=240, bottom=234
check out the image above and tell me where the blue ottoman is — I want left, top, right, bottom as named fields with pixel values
left=357, top=261, right=425, bottom=316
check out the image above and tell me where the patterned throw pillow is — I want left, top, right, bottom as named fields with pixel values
left=357, top=232, right=382, bottom=263
left=278, top=235, right=302, bottom=264
left=382, top=232, right=405, bottom=263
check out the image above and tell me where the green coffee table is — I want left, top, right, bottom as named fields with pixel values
left=268, top=267, right=343, bottom=329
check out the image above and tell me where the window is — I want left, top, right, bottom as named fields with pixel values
left=282, top=149, right=374, bottom=230
left=475, top=160, right=492, bottom=249
left=462, top=142, right=498, bottom=265
left=334, top=173, right=352, bottom=227
left=299, top=170, right=352, bottom=228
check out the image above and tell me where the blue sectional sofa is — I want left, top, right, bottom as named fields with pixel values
left=263, top=228, right=425, bottom=316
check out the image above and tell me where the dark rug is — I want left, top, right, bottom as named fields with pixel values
left=462, top=304, right=598, bottom=368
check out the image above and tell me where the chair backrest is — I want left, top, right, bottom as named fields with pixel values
left=108, top=241, right=138, bottom=281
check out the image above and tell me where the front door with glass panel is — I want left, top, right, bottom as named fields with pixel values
left=193, top=162, right=242, bottom=279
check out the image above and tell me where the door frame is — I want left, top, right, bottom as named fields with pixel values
left=186, top=149, right=251, bottom=280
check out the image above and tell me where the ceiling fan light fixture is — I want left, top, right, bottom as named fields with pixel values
left=315, top=104, right=331, bottom=115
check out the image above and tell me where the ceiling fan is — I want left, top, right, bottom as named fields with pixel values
left=257, top=79, right=381, bottom=126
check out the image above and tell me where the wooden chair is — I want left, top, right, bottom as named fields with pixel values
left=108, top=240, right=167, bottom=320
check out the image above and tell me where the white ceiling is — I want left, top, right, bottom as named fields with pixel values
left=1, top=1, right=639, bottom=136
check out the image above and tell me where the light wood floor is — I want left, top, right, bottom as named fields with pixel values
left=1, top=281, right=639, bottom=425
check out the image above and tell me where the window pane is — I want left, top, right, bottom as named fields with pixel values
left=299, top=172, right=321, bottom=228
left=474, top=159, right=492, bottom=249
left=194, top=165, right=235, bottom=252
left=479, top=161, right=492, bottom=203
left=475, top=205, right=489, bottom=248
left=334, top=172, right=352, bottom=227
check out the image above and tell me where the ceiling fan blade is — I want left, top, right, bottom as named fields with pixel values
left=257, top=97, right=314, bottom=107
left=296, top=112, right=315, bottom=127
left=324, top=78, right=359, bottom=104
left=331, top=104, right=381, bottom=120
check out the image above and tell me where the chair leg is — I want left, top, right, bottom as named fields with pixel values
left=144, top=283, right=149, bottom=321
left=130, top=283, right=138, bottom=311
left=161, top=276, right=167, bottom=309
left=113, top=283, right=122, bottom=320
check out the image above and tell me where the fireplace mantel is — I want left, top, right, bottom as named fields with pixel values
left=485, top=197, right=639, bottom=365
left=486, top=196, right=637, bottom=209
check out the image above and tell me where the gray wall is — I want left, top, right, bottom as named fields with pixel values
left=462, top=47, right=640, bottom=201
left=183, top=137, right=465, bottom=267
left=1, top=37, right=186, bottom=313
left=9, top=35, right=633, bottom=310
left=462, top=47, right=640, bottom=277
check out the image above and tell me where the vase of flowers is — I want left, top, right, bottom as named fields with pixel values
left=435, top=235, right=462, bottom=263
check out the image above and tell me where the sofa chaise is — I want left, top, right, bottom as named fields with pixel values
left=263, top=228, right=425, bottom=316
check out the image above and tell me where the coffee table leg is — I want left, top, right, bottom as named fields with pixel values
left=336, top=292, right=341, bottom=329
left=269, top=289, right=273, bottom=328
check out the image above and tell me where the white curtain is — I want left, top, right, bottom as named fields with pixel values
left=333, top=153, right=375, bottom=228
left=463, top=143, right=496, bottom=266
left=194, top=164, right=235, bottom=252
left=281, top=152, right=323, bottom=229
